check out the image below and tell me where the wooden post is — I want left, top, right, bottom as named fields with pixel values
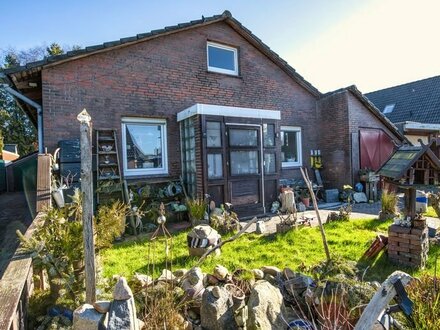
left=77, top=109, right=96, bottom=304
left=300, top=167, right=331, bottom=263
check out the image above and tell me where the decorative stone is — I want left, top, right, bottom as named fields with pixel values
left=181, top=267, right=205, bottom=301
left=256, top=220, right=266, bottom=234
left=247, top=280, right=286, bottom=330
left=187, top=225, right=221, bottom=257
left=131, top=274, right=153, bottom=288
left=113, top=277, right=133, bottom=300
left=252, top=269, right=264, bottom=280
left=214, top=264, right=229, bottom=280
left=158, top=269, right=176, bottom=282
left=261, top=266, right=281, bottom=277
left=206, top=274, right=219, bottom=285
left=353, top=192, right=368, bottom=203
left=73, top=304, right=105, bottom=330
left=92, top=300, right=110, bottom=314
left=107, top=299, right=139, bottom=330
left=201, top=286, right=235, bottom=330
left=173, top=268, right=188, bottom=278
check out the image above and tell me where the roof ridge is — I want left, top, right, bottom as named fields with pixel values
left=366, top=74, right=440, bottom=95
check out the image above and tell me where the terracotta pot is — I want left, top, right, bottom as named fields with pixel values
left=301, top=197, right=310, bottom=208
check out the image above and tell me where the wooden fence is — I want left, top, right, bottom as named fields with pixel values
left=0, top=154, right=51, bottom=329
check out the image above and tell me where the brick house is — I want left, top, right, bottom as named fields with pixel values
left=1, top=11, right=405, bottom=216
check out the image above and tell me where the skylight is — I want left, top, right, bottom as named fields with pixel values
left=383, top=104, right=395, bottom=114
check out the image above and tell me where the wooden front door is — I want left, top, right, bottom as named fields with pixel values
left=226, top=124, right=265, bottom=214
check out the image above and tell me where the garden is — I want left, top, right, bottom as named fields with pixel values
left=19, top=186, right=440, bottom=329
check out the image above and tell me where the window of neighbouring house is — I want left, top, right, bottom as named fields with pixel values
left=122, top=118, right=168, bottom=176
left=207, top=41, right=238, bottom=76
left=281, top=126, right=302, bottom=168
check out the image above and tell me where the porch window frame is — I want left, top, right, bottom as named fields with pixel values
left=121, top=117, right=168, bottom=177
left=281, top=126, right=302, bottom=168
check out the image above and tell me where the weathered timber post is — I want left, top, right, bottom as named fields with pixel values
left=77, top=109, right=96, bottom=304
left=300, top=167, right=331, bottom=263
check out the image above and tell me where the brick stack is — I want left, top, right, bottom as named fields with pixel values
left=388, top=224, right=429, bottom=268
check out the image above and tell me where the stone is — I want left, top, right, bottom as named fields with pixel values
left=181, top=267, right=205, bottom=305
left=188, top=225, right=221, bottom=257
left=138, top=318, right=145, bottom=329
left=107, top=298, right=139, bottom=330
left=113, top=277, right=133, bottom=300
left=247, top=280, right=286, bottom=330
left=252, top=269, right=264, bottom=280
left=206, top=274, right=220, bottom=285
left=158, top=269, right=176, bottom=282
left=353, top=192, right=367, bottom=203
left=92, top=300, right=110, bottom=314
left=214, top=264, right=229, bottom=280
left=261, top=266, right=281, bottom=277
left=173, top=268, right=188, bottom=278
left=201, top=286, right=235, bottom=330
left=255, top=220, right=266, bottom=234
left=73, top=304, right=105, bottom=330
left=131, top=273, right=153, bottom=288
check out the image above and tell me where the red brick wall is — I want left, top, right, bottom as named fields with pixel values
left=41, top=21, right=318, bottom=181
left=317, top=91, right=351, bottom=189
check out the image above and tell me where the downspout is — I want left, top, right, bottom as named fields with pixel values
left=1, top=83, right=44, bottom=154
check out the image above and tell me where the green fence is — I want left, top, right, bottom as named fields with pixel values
left=0, top=161, right=5, bottom=192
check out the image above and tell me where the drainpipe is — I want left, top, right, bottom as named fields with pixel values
left=1, top=83, right=44, bottom=154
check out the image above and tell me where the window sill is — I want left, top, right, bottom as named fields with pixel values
left=281, top=164, right=302, bottom=169
left=206, top=70, right=243, bottom=79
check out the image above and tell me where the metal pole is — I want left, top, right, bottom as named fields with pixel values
left=77, top=109, right=96, bottom=303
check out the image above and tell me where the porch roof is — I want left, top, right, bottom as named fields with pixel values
left=177, top=104, right=281, bottom=122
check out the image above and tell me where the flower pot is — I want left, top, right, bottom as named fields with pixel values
left=301, top=197, right=310, bottom=208
left=52, top=189, right=65, bottom=208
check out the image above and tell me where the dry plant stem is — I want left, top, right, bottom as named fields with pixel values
left=300, top=167, right=331, bottom=263
left=195, top=216, right=259, bottom=267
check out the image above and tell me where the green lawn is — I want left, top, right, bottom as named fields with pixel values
left=101, top=218, right=440, bottom=283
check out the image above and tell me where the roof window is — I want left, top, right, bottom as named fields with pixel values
left=383, top=104, right=395, bottom=114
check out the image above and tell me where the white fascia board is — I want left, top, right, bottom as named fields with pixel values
left=177, top=103, right=281, bottom=122
left=404, top=121, right=440, bottom=132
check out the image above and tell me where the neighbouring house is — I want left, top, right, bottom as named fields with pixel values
left=366, top=75, right=440, bottom=146
left=1, top=144, right=19, bottom=162
left=0, top=11, right=405, bottom=216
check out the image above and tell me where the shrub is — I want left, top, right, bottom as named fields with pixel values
left=404, top=274, right=440, bottom=329
left=186, top=196, right=207, bottom=226
left=381, top=190, right=398, bottom=215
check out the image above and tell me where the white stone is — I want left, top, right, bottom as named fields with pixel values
left=73, top=304, right=105, bottom=330
left=353, top=192, right=368, bottom=203
left=213, top=265, right=229, bottom=280
left=93, top=300, right=110, bottom=314
left=113, top=277, right=133, bottom=300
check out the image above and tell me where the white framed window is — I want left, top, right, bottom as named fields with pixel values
left=207, top=41, right=238, bottom=76
left=281, top=126, right=302, bottom=168
left=122, top=118, right=168, bottom=176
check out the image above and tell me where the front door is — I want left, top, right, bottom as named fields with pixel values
left=226, top=124, right=265, bottom=215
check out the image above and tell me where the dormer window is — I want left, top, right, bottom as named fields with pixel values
left=207, top=42, right=238, bottom=76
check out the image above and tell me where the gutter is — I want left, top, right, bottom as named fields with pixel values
left=0, top=77, right=44, bottom=153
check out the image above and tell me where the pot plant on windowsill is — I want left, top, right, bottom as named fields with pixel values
left=300, top=189, right=311, bottom=208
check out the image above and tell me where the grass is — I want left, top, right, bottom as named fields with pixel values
left=100, top=218, right=440, bottom=283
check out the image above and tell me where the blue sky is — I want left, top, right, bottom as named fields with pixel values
left=2, top=0, right=440, bottom=92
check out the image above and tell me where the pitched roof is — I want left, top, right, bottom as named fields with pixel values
left=377, top=144, right=440, bottom=180
left=2, top=10, right=320, bottom=96
left=365, top=75, right=440, bottom=125
left=321, top=85, right=406, bottom=142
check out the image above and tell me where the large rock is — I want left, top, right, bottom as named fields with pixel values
left=181, top=267, right=205, bottom=302
left=200, top=286, right=236, bottom=330
left=247, top=280, right=287, bottom=330
left=73, top=304, right=105, bottom=330
left=113, top=277, right=133, bottom=300
left=187, top=225, right=221, bottom=257
left=107, top=276, right=139, bottom=330
left=213, top=265, right=229, bottom=281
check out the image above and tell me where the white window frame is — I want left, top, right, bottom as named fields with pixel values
left=281, top=126, right=302, bottom=168
left=121, top=117, right=168, bottom=176
left=206, top=41, right=238, bottom=76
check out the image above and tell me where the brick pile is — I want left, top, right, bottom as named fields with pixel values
left=388, top=224, right=429, bottom=268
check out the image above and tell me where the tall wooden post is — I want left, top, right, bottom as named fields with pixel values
left=77, top=109, right=96, bottom=304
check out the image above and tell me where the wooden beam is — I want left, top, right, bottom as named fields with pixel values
left=78, top=109, right=96, bottom=304
left=36, top=154, right=52, bottom=212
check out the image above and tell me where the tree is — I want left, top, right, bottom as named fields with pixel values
left=46, top=43, right=64, bottom=56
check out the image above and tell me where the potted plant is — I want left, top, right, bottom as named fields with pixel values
left=186, top=196, right=207, bottom=226
left=300, top=189, right=311, bottom=208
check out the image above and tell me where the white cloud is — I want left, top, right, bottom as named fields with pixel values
left=286, top=0, right=440, bottom=92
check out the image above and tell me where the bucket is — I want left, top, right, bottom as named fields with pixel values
left=416, top=190, right=428, bottom=213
